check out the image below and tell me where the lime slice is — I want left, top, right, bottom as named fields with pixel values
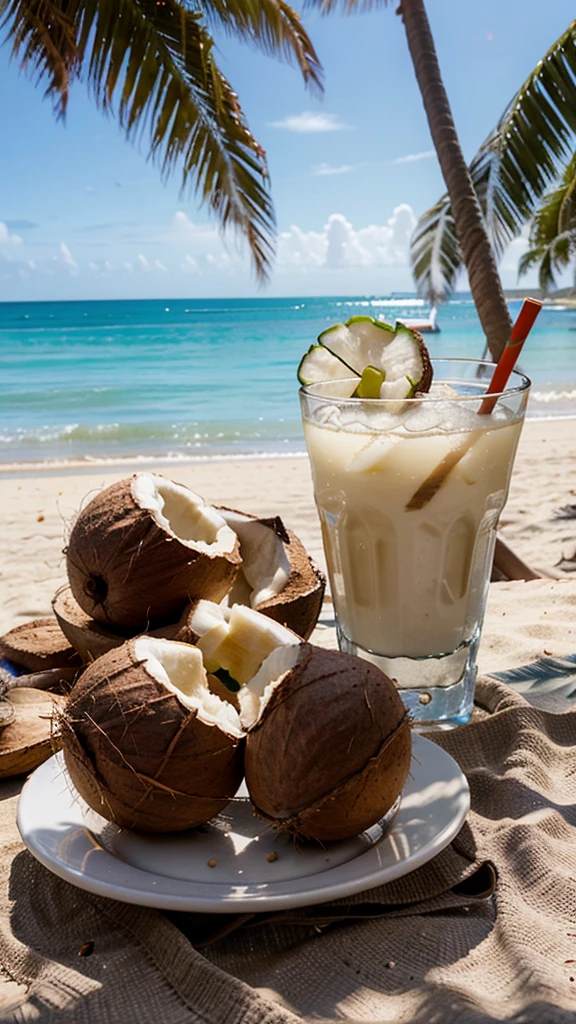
left=353, top=365, right=385, bottom=399
left=313, top=316, right=432, bottom=399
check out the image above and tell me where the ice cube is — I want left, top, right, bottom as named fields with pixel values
left=347, top=435, right=401, bottom=473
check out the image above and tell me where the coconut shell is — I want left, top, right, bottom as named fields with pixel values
left=66, top=476, right=241, bottom=632
left=244, top=644, right=411, bottom=841
left=0, top=618, right=81, bottom=673
left=0, top=688, right=66, bottom=779
left=52, top=587, right=193, bottom=663
left=413, top=329, right=433, bottom=395
left=52, top=589, right=127, bottom=662
left=218, top=507, right=325, bottom=640
left=256, top=524, right=325, bottom=640
left=62, top=640, right=244, bottom=832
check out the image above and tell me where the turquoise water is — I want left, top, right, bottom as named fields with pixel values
left=0, top=295, right=575, bottom=466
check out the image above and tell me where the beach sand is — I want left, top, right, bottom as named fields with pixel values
left=1, top=419, right=575, bottom=646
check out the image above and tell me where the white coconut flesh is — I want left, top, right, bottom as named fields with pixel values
left=132, top=475, right=237, bottom=554
left=218, top=510, right=290, bottom=607
left=238, top=644, right=302, bottom=729
left=189, top=600, right=299, bottom=685
left=133, top=636, right=243, bottom=738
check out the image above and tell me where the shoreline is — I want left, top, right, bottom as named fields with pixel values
left=1, top=413, right=575, bottom=478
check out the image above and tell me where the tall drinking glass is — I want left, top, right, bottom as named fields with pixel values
left=300, top=359, right=531, bottom=729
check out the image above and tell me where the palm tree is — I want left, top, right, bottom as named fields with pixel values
left=309, top=0, right=514, bottom=360
left=411, top=22, right=576, bottom=303
left=0, top=0, right=322, bottom=279
left=518, top=153, right=576, bottom=292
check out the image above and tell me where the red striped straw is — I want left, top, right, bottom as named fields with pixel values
left=479, top=298, right=543, bottom=415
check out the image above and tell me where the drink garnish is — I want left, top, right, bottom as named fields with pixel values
left=298, top=315, right=432, bottom=400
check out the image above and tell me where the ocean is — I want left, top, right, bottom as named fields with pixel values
left=1, top=295, right=575, bottom=467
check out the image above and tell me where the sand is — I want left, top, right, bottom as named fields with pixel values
left=1, top=418, right=575, bottom=649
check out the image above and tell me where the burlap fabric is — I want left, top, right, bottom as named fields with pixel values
left=1, top=580, right=576, bottom=1023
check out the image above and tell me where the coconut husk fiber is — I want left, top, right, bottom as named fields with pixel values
left=62, top=639, right=244, bottom=831
left=2, top=580, right=576, bottom=1023
left=66, top=476, right=241, bottom=632
left=244, top=644, right=411, bottom=840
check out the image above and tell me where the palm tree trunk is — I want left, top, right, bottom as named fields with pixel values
left=399, top=0, right=512, bottom=361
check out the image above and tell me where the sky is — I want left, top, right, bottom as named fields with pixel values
left=1, top=0, right=575, bottom=301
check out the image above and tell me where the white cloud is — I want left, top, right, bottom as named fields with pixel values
left=312, top=163, right=354, bottom=177
left=270, top=112, right=349, bottom=133
left=58, top=242, right=78, bottom=273
left=0, top=222, right=22, bottom=248
left=137, top=253, right=151, bottom=272
left=393, top=150, right=435, bottom=164
left=181, top=255, right=199, bottom=273
left=277, top=205, right=417, bottom=271
left=154, top=259, right=168, bottom=272
left=88, top=261, right=98, bottom=272
left=124, top=261, right=134, bottom=272
left=169, top=211, right=218, bottom=242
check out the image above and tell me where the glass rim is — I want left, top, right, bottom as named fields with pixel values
left=299, top=358, right=531, bottom=405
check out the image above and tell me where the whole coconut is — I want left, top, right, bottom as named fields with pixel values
left=61, top=637, right=244, bottom=832
left=66, top=474, right=241, bottom=632
left=240, top=644, right=411, bottom=841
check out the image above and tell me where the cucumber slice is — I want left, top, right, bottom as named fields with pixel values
left=312, top=316, right=432, bottom=400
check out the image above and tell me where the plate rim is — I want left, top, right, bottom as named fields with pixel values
left=17, top=733, right=470, bottom=913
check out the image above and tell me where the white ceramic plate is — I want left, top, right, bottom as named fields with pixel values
left=17, top=734, right=469, bottom=913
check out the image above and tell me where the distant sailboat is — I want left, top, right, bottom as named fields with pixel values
left=396, top=306, right=440, bottom=333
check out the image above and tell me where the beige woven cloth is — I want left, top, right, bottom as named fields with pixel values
left=1, top=580, right=576, bottom=1023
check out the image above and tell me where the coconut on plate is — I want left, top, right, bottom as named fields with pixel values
left=185, top=598, right=301, bottom=688
left=61, top=637, right=244, bottom=832
left=239, top=644, right=412, bottom=842
left=217, top=508, right=325, bottom=640
left=65, top=474, right=241, bottom=633
left=52, top=587, right=194, bottom=664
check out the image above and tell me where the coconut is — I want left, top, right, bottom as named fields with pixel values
left=0, top=618, right=81, bottom=673
left=186, top=599, right=301, bottom=685
left=217, top=508, right=325, bottom=639
left=240, top=644, right=411, bottom=842
left=61, top=637, right=244, bottom=832
left=52, top=587, right=194, bottom=663
left=66, top=474, right=241, bottom=632
left=0, top=688, right=66, bottom=779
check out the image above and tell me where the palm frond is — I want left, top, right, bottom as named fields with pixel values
left=410, top=199, right=460, bottom=306
left=200, top=0, right=323, bottom=93
left=517, top=150, right=576, bottom=293
left=1, top=0, right=77, bottom=115
left=305, top=0, right=393, bottom=15
left=491, top=653, right=576, bottom=713
left=411, top=21, right=576, bottom=303
left=3, top=0, right=277, bottom=278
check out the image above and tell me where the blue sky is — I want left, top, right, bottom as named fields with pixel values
left=1, top=0, right=575, bottom=300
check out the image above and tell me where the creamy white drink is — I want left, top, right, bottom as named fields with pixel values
left=303, top=396, right=523, bottom=661
left=300, top=365, right=530, bottom=728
